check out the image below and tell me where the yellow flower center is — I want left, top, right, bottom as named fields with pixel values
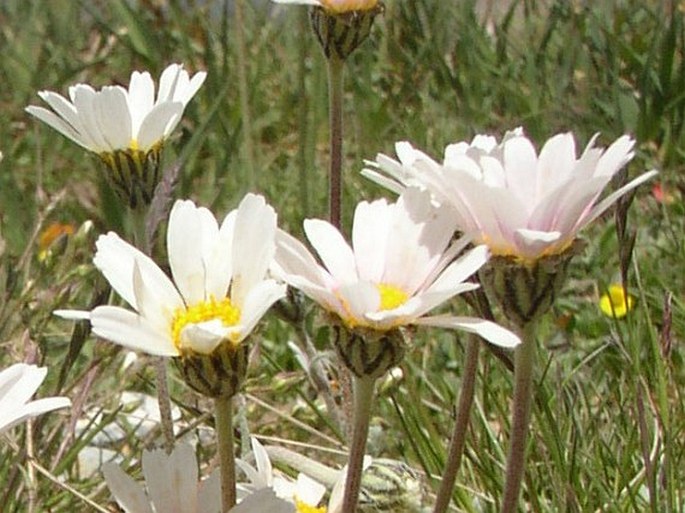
left=599, top=284, right=634, bottom=319
left=171, top=296, right=241, bottom=349
left=377, top=283, right=408, bottom=311
left=295, top=499, right=326, bottom=513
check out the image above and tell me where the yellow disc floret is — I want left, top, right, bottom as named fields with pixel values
left=377, top=283, right=408, bottom=311
left=171, top=296, right=241, bottom=349
left=295, top=499, right=326, bottom=513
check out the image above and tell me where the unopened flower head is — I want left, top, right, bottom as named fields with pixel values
left=365, top=129, right=657, bottom=262
left=274, top=188, right=519, bottom=376
left=56, top=195, right=286, bottom=397
left=273, top=0, right=383, bottom=60
left=0, top=363, right=71, bottom=434
left=26, top=64, right=206, bottom=207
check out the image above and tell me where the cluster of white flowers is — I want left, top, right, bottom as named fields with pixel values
left=9, top=32, right=655, bottom=509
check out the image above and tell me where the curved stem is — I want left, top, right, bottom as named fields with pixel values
left=341, top=376, right=376, bottom=513
left=433, top=334, right=481, bottom=513
left=215, top=395, right=236, bottom=512
left=327, top=54, right=345, bottom=230
left=501, top=322, right=537, bottom=513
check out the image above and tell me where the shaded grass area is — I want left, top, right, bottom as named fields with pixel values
left=0, top=0, right=683, bottom=511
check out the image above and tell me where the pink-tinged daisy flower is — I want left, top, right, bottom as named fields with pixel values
left=55, top=194, right=285, bottom=358
left=273, top=187, right=520, bottom=349
left=0, top=363, right=71, bottom=434
left=364, top=129, right=657, bottom=262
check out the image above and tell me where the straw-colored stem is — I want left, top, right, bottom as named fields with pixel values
left=327, top=54, right=345, bottom=229
left=153, top=357, right=175, bottom=454
left=501, top=322, right=536, bottom=513
left=215, top=395, right=236, bottom=512
left=433, top=334, right=481, bottom=513
left=341, top=375, right=375, bottom=513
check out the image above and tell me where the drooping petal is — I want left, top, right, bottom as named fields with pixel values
left=416, top=315, right=521, bottom=348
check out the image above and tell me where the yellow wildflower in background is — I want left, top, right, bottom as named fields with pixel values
left=599, top=284, right=634, bottom=319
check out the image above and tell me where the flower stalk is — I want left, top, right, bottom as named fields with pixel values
left=342, top=375, right=375, bottom=513
left=433, top=334, right=481, bottom=513
left=501, top=321, right=537, bottom=513
left=326, top=54, right=345, bottom=229
left=215, top=395, right=237, bottom=512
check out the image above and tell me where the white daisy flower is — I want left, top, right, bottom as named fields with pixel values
left=26, top=63, right=206, bottom=206
left=364, top=129, right=657, bottom=262
left=236, top=437, right=328, bottom=513
left=55, top=194, right=286, bottom=357
left=273, top=187, right=520, bottom=348
left=26, top=63, right=205, bottom=156
left=0, top=363, right=71, bottom=435
left=103, top=443, right=223, bottom=513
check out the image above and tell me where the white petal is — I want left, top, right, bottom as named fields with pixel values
left=71, top=84, right=110, bottom=151
left=230, top=489, right=295, bottom=513
left=90, top=306, right=177, bottom=356
left=295, top=473, right=327, bottom=506
left=25, top=106, right=90, bottom=150
left=582, top=170, right=658, bottom=228
left=304, top=219, right=357, bottom=284
left=416, top=315, right=520, bottom=348
left=426, top=245, right=489, bottom=293
left=502, top=135, right=538, bottom=204
left=198, top=469, right=221, bottom=513
left=206, top=209, right=237, bottom=299
left=352, top=198, right=391, bottom=282
left=94, top=232, right=183, bottom=313
left=234, top=280, right=286, bottom=343
left=230, top=194, right=278, bottom=307
left=144, top=444, right=198, bottom=513
left=53, top=309, right=91, bottom=320
left=178, top=320, right=228, bottom=355
left=127, top=70, right=155, bottom=134
left=273, top=230, right=332, bottom=290
left=137, top=101, right=184, bottom=148
left=167, top=199, right=219, bottom=305
left=94, top=86, right=132, bottom=151
left=535, top=132, right=576, bottom=198
left=0, top=396, right=72, bottom=434
left=102, top=462, right=154, bottom=513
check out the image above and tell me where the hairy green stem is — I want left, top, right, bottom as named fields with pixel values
left=433, top=334, right=481, bottom=513
left=341, top=375, right=375, bottom=513
left=501, top=322, right=537, bottom=513
left=215, top=395, right=236, bottom=512
left=327, top=54, right=345, bottom=229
